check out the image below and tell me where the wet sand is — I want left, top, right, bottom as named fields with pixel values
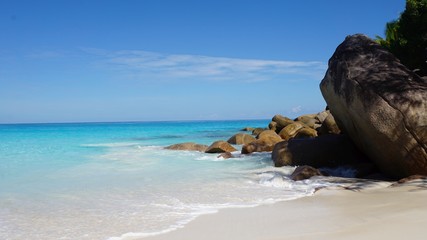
left=145, top=179, right=427, bottom=240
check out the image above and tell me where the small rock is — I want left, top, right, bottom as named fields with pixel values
left=217, top=152, right=234, bottom=159
left=290, top=165, right=323, bottom=181
left=165, top=142, right=209, bottom=152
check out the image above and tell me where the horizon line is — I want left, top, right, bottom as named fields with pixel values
left=0, top=118, right=273, bottom=126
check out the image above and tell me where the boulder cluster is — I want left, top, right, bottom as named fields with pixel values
left=164, top=111, right=339, bottom=158
left=269, top=111, right=378, bottom=180
left=166, top=34, right=427, bottom=181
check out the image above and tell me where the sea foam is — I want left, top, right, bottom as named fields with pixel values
left=0, top=120, right=386, bottom=240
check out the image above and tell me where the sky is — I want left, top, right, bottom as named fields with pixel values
left=0, top=0, right=405, bottom=123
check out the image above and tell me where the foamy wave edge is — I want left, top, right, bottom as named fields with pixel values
left=106, top=192, right=314, bottom=240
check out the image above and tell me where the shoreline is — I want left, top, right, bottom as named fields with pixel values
left=143, top=179, right=427, bottom=240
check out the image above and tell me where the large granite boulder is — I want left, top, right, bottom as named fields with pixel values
left=227, top=133, right=256, bottom=145
left=320, top=34, right=427, bottom=178
left=205, top=141, right=237, bottom=153
left=165, top=142, right=208, bottom=152
left=272, top=134, right=367, bottom=168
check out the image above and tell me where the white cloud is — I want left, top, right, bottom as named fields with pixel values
left=291, top=105, right=302, bottom=113
left=85, top=49, right=327, bottom=83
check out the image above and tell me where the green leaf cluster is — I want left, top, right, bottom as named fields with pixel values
left=376, top=0, right=427, bottom=76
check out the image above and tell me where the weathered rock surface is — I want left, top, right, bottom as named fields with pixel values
left=315, top=110, right=330, bottom=124
left=290, top=165, right=323, bottom=181
left=278, top=122, right=304, bottom=140
left=318, top=112, right=341, bottom=135
left=272, top=134, right=367, bottom=168
left=241, top=127, right=255, bottom=132
left=320, top=34, right=427, bottom=178
left=251, top=128, right=266, bottom=136
left=227, top=133, right=256, bottom=145
left=256, top=130, right=282, bottom=141
left=268, top=121, right=277, bottom=132
left=271, top=114, right=294, bottom=133
left=242, top=130, right=282, bottom=154
left=295, top=114, right=319, bottom=129
left=241, top=139, right=278, bottom=154
left=294, top=127, right=318, bottom=139
left=205, top=141, right=237, bottom=153
left=165, top=142, right=208, bottom=152
left=278, top=122, right=317, bottom=140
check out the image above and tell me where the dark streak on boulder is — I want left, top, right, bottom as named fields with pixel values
left=320, top=34, right=427, bottom=178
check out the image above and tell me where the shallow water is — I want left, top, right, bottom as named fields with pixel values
left=0, top=120, right=350, bottom=240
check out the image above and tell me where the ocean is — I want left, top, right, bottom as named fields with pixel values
left=0, top=120, right=341, bottom=240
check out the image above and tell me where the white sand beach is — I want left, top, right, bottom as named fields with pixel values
left=145, top=179, right=427, bottom=240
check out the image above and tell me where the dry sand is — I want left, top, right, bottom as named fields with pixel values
left=145, top=179, right=427, bottom=240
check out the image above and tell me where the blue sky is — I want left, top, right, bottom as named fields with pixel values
left=0, top=0, right=405, bottom=123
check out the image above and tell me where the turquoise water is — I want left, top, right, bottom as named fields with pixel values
left=0, top=120, right=330, bottom=239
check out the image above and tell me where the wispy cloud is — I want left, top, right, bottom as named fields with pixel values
left=83, top=48, right=327, bottom=83
left=291, top=105, right=302, bottom=113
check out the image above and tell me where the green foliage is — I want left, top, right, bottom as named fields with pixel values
left=375, top=20, right=400, bottom=47
left=376, top=0, right=427, bottom=76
